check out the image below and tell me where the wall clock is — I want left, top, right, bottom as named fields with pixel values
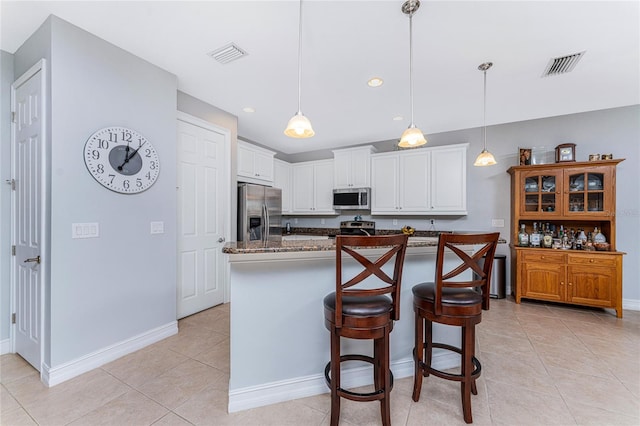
left=84, top=126, right=160, bottom=194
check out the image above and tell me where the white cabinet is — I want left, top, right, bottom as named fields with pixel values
left=371, top=143, right=468, bottom=215
left=430, top=145, right=467, bottom=213
left=274, top=159, right=292, bottom=214
left=237, top=140, right=275, bottom=185
left=292, top=160, right=336, bottom=214
left=332, top=145, right=376, bottom=189
left=371, top=151, right=430, bottom=214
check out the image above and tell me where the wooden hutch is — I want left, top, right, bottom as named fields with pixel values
left=507, top=159, right=625, bottom=317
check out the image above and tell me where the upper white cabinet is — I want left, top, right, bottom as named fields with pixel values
left=430, top=145, right=467, bottom=212
left=371, top=151, right=430, bottom=214
left=292, top=160, right=336, bottom=214
left=237, top=140, right=275, bottom=185
left=332, top=145, right=376, bottom=189
left=371, top=143, right=468, bottom=215
left=273, top=159, right=292, bottom=214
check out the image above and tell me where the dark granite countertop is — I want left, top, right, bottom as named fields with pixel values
left=223, top=231, right=507, bottom=255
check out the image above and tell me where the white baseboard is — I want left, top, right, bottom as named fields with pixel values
left=1, top=338, right=11, bottom=355
left=623, top=298, right=640, bottom=311
left=41, top=321, right=178, bottom=387
left=228, top=350, right=459, bottom=413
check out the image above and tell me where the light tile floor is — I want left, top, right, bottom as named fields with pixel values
left=2, top=298, right=639, bottom=425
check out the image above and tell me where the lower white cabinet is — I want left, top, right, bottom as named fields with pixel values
left=274, top=159, right=292, bottom=214
left=292, top=160, right=336, bottom=214
left=371, top=143, right=468, bottom=215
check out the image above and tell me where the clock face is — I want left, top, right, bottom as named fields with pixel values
left=556, top=144, right=575, bottom=162
left=84, top=127, right=160, bottom=194
left=560, top=148, right=573, bottom=159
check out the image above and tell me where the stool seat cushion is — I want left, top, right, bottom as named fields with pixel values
left=324, top=293, right=392, bottom=317
left=412, top=282, right=482, bottom=306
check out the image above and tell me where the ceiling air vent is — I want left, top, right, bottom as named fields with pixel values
left=207, top=43, right=248, bottom=64
left=542, top=51, right=585, bottom=77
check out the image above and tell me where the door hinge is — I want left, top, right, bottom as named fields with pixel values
left=12, top=245, right=16, bottom=256
left=11, top=111, right=16, bottom=123
left=5, top=179, right=15, bottom=190
left=11, top=313, right=16, bottom=324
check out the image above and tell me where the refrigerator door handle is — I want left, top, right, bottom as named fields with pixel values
left=264, top=203, right=270, bottom=242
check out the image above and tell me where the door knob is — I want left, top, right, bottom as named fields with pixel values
left=24, top=256, right=41, bottom=264
left=218, top=237, right=225, bottom=243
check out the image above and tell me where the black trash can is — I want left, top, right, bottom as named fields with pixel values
left=474, top=254, right=506, bottom=299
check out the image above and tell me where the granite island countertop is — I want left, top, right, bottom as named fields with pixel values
left=223, top=233, right=507, bottom=255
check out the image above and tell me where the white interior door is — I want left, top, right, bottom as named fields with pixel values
left=11, top=60, right=46, bottom=371
left=177, top=115, right=229, bottom=318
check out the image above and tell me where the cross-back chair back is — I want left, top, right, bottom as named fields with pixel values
left=334, top=234, right=409, bottom=328
left=433, top=232, right=500, bottom=315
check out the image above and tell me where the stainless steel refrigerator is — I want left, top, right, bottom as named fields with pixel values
left=237, top=183, right=282, bottom=243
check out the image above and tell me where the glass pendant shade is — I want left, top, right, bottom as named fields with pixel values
left=398, top=1, right=426, bottom=148
left=474, top=61, right=497, bottom=167
left=474, top=149, right=497, bottom=166
left=285, top=0, right=314, bottom=139
left=284, top=112, right=315, bottom=138
left=398, top=125, right=427, bottom=148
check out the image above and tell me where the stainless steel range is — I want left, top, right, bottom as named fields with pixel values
left=339, top=220, right=376, bottom=236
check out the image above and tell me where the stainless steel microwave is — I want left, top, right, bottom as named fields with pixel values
left=332, top=188, right=370, bottom=210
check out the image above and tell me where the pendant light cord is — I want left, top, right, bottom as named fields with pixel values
left=296, top=0, right=303, bottom=114
left=483, top=67, right=487, bottom=150
left=409, top=11, right=415, bottom=127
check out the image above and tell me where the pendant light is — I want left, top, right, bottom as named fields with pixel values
left=473, top=62, right=497, bottom=166
left=398, top=0, right=426, bottom=148
left=284, top=0, right=314, bottom=138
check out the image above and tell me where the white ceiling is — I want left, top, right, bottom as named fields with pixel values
left=2, top=1, right=639, bottom=154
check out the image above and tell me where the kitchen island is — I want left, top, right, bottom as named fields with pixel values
left=223, top=236, right=486, bottom=413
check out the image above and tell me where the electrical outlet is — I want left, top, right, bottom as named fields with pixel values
left=393, top=219, right=398, bottom=226
left=491, top=219, right=505, bottom=228
left=430, top=219, right=435, bottom=225
left=320, top=218, right=325, bottom=225
left=294, top=218, right=298, bottom=224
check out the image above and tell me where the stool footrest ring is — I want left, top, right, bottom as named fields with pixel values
left=417, top=342, right=481, bottom=382
left=324, top=354, right=394, bottom=402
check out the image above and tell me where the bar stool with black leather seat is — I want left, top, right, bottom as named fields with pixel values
left=411, top=232, right=499, bottom=424
left=323, top=234, right=409, bottom=426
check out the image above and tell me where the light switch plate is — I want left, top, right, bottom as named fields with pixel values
left=150, top=221, right=164, bottom=234
left=492, top=219, right=505, bottom=228
left=72, top=223, right=99, bottom=239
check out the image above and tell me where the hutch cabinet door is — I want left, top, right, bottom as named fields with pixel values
left=520, top=251, right=566, bottom=302
left=566, top=254, right=619, bottom=308
left=519, top=169, right=563, bottom=217
left=567, top=266, right=616, bottom=308
left=563, top=166, right=613, bottom=217
left=521, top=262, right=565, bottom=302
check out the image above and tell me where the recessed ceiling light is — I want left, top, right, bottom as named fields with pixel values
left=243, top=107, right=255, bottom=113
left=392, top=115, right=404, bottom=121
left=367, top=77, right=384, bottom=87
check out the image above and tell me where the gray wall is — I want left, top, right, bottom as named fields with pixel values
left=9, top=16, right=178, bottom=367
left=286, top=106, right=640, bottom=304
left=0, top=50, right=14, bottom=345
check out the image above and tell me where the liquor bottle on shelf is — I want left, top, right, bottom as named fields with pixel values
left=577, top=228, right=587, bottom=244
left=593, top=227, right=606, bottom=243
left=518, top=224, right=529, bottom=247
left=530, top=222, right=541, bottom=247
left=542, top=227, right=553, bottom=248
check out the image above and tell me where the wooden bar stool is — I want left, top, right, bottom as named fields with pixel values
left=412, top=232, right=499, bottom=424
left=323, top=234, right=409, bottom=426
